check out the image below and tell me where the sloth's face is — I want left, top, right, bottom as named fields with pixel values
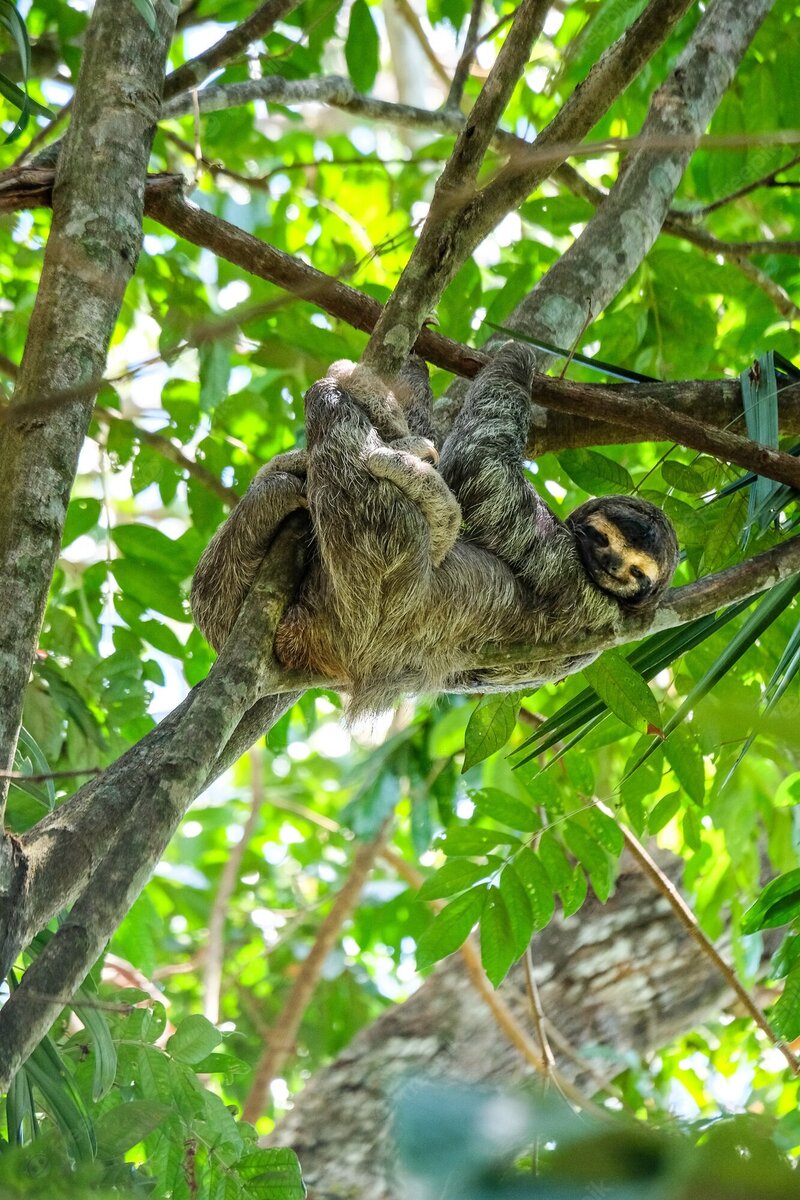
left=567, top=496, right=679, bottom=607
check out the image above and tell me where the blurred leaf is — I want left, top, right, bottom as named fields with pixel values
left=741, top=869, right=800, bottom=934
left=416, top=886, right=487, bottom=969
left=345, top=0, right=379, bottom=92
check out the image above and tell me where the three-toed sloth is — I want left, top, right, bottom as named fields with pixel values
left=191, top=343, right=679, bottom=718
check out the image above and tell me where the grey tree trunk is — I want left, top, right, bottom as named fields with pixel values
left=269, top=858, right=729, bottom=1199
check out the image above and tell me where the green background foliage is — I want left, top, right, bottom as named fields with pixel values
left=1, top=0, right=800, bottom=1194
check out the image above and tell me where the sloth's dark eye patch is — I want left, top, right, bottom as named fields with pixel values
left=630, top=566, right=646, bottom=582
left=585, top=526, right=609, bottom=547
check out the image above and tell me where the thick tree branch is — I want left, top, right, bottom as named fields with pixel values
left=436, top=0, right=776, bottom=437
left=477, top=536, right=800, bottom=672
left=0, top=0, right=178, bottom=823
left=0, top=520, right=304, bottom=1088
left=534, top=374, right=800, bottom=489
left=163, top=0, right=302, bottom=100
left=4, top=171, right=798, bottom=473
left=363, top=0, right=694, bottom=375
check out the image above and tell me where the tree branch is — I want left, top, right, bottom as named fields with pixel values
left=363, top=0, right=551, bottom=375
left=597, top=802, right=800, bottom=1076
left=555, top=163, right=800, bottom=323
left=445, top=0, right=483, bottom=113
left=0, top=519, right=304, bottom=1088
left=5, top=170, right=799, bottom=468
left=477, top=535, right=800, bottom=672
left=163, top=0, right=303, bottom=100
left=533, top=374, right=800, bottom=489
left=434, top=0, right=777, bottom=437
left=0, top=0, right=178, bottom=822
left=448, top=0, right=697, bottom=271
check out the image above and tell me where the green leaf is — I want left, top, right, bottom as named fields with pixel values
left=661, top=460, right=707, bottom=494
left=664, top=726, right=705, bottom=804
left=110, top=558, right=187, bottom=621
left=417, top=858, right=495, bottom=900
left=584, top=650, right=661, bottom=733
left=23, top=1036, right=96, bottom=1161
left=560, top=865, right=588, bottom=917
left=463, top=694, right=519, bottom=772
left=563, top=822, right=613, bottom=903
left=647, top=792, right=681, bottom=834
left=416, top=886, right=487, bottom=969
left=559, top=449, right=634, bottom=495
left=498, top=865, right=534, bottom=958
left=741, top=869, right=800, bottom=934
left=702, top=492, right=748, bottom=572
left=236, top=1147, right=306, bottom=1199
left=113, top=522, right=194, bottom=577
left=469, top=787, right=540, bottom=832
left=514, top=848, right=555, bottom=932
left=480, top=889, right=517, bottom=986
left=586, top=806, right=624, bottom=856
left=771, top=959, right=800, bottom=1041
left=199, top=341, right=231, bottom=412
left=95, top=1100, right=174, bottom=1155
left=62, top=497, right=102, bottom=547
left=345, top=0, right=380, bottom=93
left=537, top=832, right=572, bottom=890
left=167, top=1014, right=222, bottom=1064
left=0, top=1, right=30, bottom=77
left=73, top=981, right=117, bottom=1101
left=436, top=827, right=520, bottom=856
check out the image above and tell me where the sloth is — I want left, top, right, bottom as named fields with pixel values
left=191, top=343, right=679, bottom=718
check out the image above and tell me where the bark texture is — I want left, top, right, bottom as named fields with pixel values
left=435, top=0, right=776, bottom=435
left=0, top=0, right=178, bottom=818
left=268, top=857, right=729, bottom=1199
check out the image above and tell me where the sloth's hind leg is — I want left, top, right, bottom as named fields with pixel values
left=365, top=443, right=461, bottom=566
left=191, top=460, right=308, bottom=652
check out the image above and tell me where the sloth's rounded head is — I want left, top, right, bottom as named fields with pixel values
left=567, top=495, right=679, bottom=607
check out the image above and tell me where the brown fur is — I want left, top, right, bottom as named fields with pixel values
left=191, top=345, right=679, bottom=719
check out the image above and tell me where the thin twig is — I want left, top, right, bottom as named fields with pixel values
left=241, top=818, right=392, bottom=1122
left=694, top=151, right=800, bottom=216
left=163, top=0, right=303, bottom=99
left=524, top=945, right=555, bottom=1077
left=203, top=748, right=266, bottom=1024
left=595, top=801, right=800, bottom=1077
left=445, top=0, right=483, bottom=111
left=393, top=0, right=452, bottom=90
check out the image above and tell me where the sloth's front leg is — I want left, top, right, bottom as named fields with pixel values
left=365, top=444, right=461, bottom=566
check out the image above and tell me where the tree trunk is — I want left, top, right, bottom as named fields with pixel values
left=269, top=857, right=729, bottom=1198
